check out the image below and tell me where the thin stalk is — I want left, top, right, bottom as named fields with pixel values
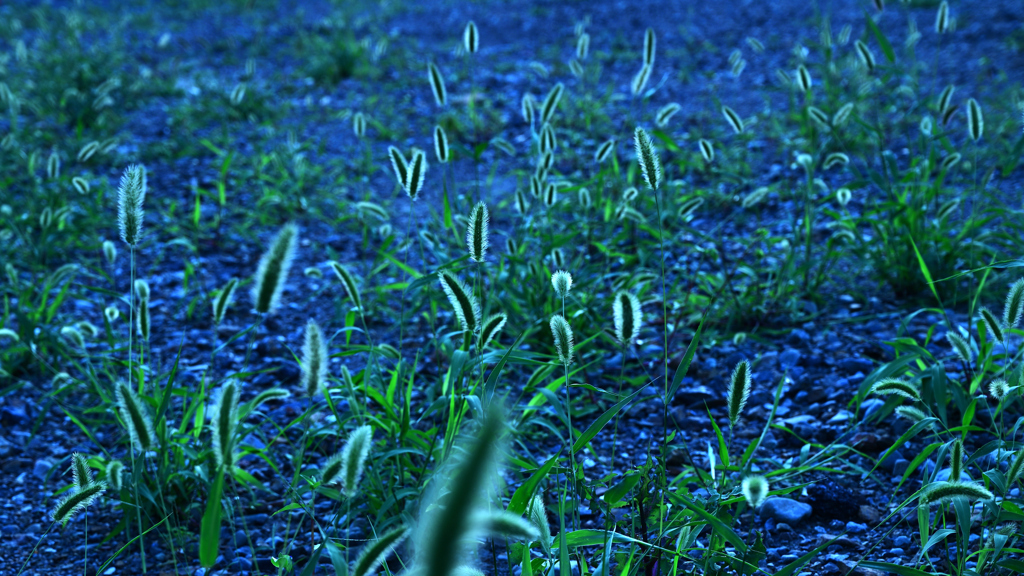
left=127, top=246, right=146, bottom=574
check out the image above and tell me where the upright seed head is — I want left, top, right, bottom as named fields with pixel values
left=438, top=270, right=480, bottom=333
left=539, top=123, right=557, bottom=154
left=540, top=83, right=564, bottom=124
left=576, top=33, right=590, bottom=60
left=643, top=27, right=656, bottom=66
left=515, top=188, right=529, bottom=214
left=855, top=40, right=876, bottom=72
left=550, top=248, right=565, bottom=269
left=578, top=187, right=591, bottom=209
left=116, top=381, right=155, bottom=453
left=463, top=20, right=479, bottom=54
left=137, top=297, right=150, bottom=341
left=117, top=164, right=146, bottom=247
left=551, top=270, right=572, bottom=299
left=613, top=290, right=642, bottom=348
left=102, top=240, right=117, bottom=266
left=967, top=98, right=984, bottom=142
left=938, top=84, right=956, bottom=115
left=434, top=125, right=450, bottom=163
left=949, top=438, right=965, bottom=481
left=1003, top=278, right=1024, bottom=330
left=549, top=314, right=574, bottom=366
left=133, top=279, right=150, bottom=301
left=427, top=62, right=447, bottom=107
left=543, top=181, right=558, bottom=208
left=656, top=102, right=681, bottom=127
left=722, top=105, right=744, bottom=134
left=71, top=452, right=93, bottom=490
left=47, top=149, right=60, bottom=180
left=521, top=93, right=535, bottom=124
left=405, top=148, right=428, bottom=200
left=727, top=359, right=752, bottom=428
left=212, top=380, right=240, bottom=469
left=796, top=65, right=812, bottom=93
left=251, top=223, right=298, bottom=315
left=699, top=139, right=715, bottom=163
left=527, top=495, right=552, bottom=557
left=352, top=112, right=366, bottom=138
left=105, top=460, right=123, bottom=492
left=530, top=175, right=543, bottom=198
left=301, top=319, right=329, bottom=398
left=467, top=202, right=490, bottom=263
left=935, top=1, right=950, bottom=34
left=634, top=127, right=661, bottom=190
left=212, top=278, right=238, bottom=325
left=988, top=378, right=1011, bottom=400
left=105, top=306, right=120, bottom=323
left=980, top=307, right=1003, bottom=342
left=742, top=476, right=769, bottom=508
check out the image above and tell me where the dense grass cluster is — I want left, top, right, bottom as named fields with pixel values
left=1, top=1, right=1024, bottom=575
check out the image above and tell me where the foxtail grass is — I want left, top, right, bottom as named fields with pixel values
left=742, top=476, right=768, bottom=508
left=301, top=319, right=328, bottom=398
left=251, top=223, right=298, bottom=315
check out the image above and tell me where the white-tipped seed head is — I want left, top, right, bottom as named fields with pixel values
left=212, top=380, right=240, bottom=469
left=102, top=240, right=117, bottom=265
left=116, top=381, right=155, bottom=453
left=613, top=290, right=642, bottom=347
left=551, top=270, right=572, bottom=299
left=117, top=164, right=146, bottom=247
left=549, top=314, right=574, bottom=366
left=967, top=98, right=984, bottom=142
left=742, top=476, right=769, bottom=508
left=634, top=127, right=661, bottom=190
left=870, top=378, right=921, bottom=401
left=301, top=319, right=329, bottom=398
left=477, top=312, right=508, bottom=350
left=428, top=62, right=447, bottom=107
left=631, top=64, right=652, bottom=97
left=466, top=202, right=490, bottom=263
left=1002, top=278, right=1024, bottom=330
left=439, top=270, right=480, bottom=333
left=251, top=223, right=298, bottom=315
left=463, top=20, right=479, bottom=54
left=434, top=125, right=450, bottom=163
left=727, top=359, right=752, bottom=428
left=643, top=27, right=656, bottom=66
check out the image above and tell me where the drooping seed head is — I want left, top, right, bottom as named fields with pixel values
left=1002, top=278, right=1024, bottom=329
left=895, top=406, right=929, bottom=424
left=352, top=526, right=409, bottom=576
left=643, top=27, right=656, bottom=66
left=613, top=290, right=642, bottom=348
left=722, top=105, right=744, bottom=134
left=116, top=381, right=155, bottom=453
left=855, top=40, right=876, bottom=72
left=870, top=378, right=921, bottom=401
left=967, top=98, right=984, bottom=142
left=51, top=482, right=106, bottom=527
left=463, top=20, right=479, bottom=54
left=836, top=188, right=852, bottom=207
left=212, top=278, right=238, bottom=325
left=595, top=138, right=615, bottom=164
left=433, top=125, right=450, bottom=163
left=920, top=481, right=993, bottom=506
left=439, top=270, right=480, bottom=333
left=540, top=83, right=564, bottom=124
left=117, top=164, right=146, bottom=247
left=833, top=102, right=854, bottom=126
left=301, top=319, right=329, bottom=398
left=251, top=223, right=298, bottom=315
left=474, top=511, right=541, bottom=541
left=938, top=84, right=956, bottom=115
left=634, top=127, right=661, bottom=190
left=105, top=460, right=123, bottom=492
left=808, top=106, right=830, bottom=130
left=742, top=476, right=769, bottom=508
left=212, top=380, right=240, bottom=469
left=549, top=314, right=574, bottom=366
left=824, top=152, right=849, bottom=169
left=475, top=311, right=508, bottom=352
left=329, top=261, right=363, bottom=310
left=630, top=64, right=651, bottom=97
left=727, top=360, right=752, bottom=428
left=1007, top=449, right=1024, bottom=488
left=61, top=326, right=85, bottom=349
left=72, top=176, right=90, bottom=195
left=656, top=102, right=681, bottom=127
left=466, top=202, right=490, bottom=263
left=948, top=329, right=974, bottom=365
left=387, top=146, right=409, bottom=190
left=979, top=307, right=1004, bottom=343
left=551, top=270, right=572, bottom=299
left=427, top=62, right=447, bottom=107
left=105, top=306, right=120, bottom=323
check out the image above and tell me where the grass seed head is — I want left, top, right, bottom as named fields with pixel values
left=549, top=314, right=574, bottom=365
left=515, top=189, right=529, bottom=214
left=938, top=84, right=956, bottom=115
left=631, top=64, right=651, bottom=97
left=539, top=123, right=557, bottom=154
left=796, top=65, right=812, bottom=93
left=521, top=93, right=535, bottom=124
left=543, top=181, right=558, bottom=208
left=477, top=313, right=508, bottom=350
left=722, top=105, right=744, bottom=134
left=742, top=187, right=768, bottom=208
left=46, top=150, right=60, bottom=180
left=656, top=102, right=681, bottom=127
left=105, top=306, right=120, bottom=323
left=870, top=378, right=921, bottom=401
left=61, top=326, right=85, bottom=349
left=105, top=460, right=123, bottom=492
left=251, top=223, right=298, bottom=315
left=463, top=20, right=479, bottom=54
left=212, top=380, right=240, bottom=468
left=116, top=164, right=146, bottom=247
left=388, top=146, right=409, bottom=190
left=352, top=112, right=366, bottom=138
left=979, top=307, right=1003, bottom=343
left=529, top=175, right=543, bottom=198
left=71, top=452, right=93, bottom=490
left=699, top=139, right=715, bottom=163
left=855, top=40, right=876, bottom=72
left=836, top=188, right=852, bottom=206
left=727, top=360, right=752, bottom=428
left=301, top=319, right=328, bottom=398
left=634, top=127, right=661, bottom=190
left=595, top=137, right=615, bottom=163
left=212, top=278, right=238, bottom=325
left=405, top=148, right=428, bottom=200
left=338, top=424, right=373, bottom=497
left=947, top=329, right=974, bottom=365
left=527, top=494, right=552, bottom=556
left=895, top=406, right=929, bottom=424
left=921, top=481, right=993, bottom=506
left=1002, top=278, right=1024, bottom=329
left=467, top=202, right=490, bottom=263
left=1007, top=449, right=1024, bottom=487
left=72, top=176, right=90, bottom=195
left=578, top=187, right=591, bottom=209
left=613, top=290, right=642, bottom=347
left=137, top=298, right=150, bottom=340
left=576, top=32, right=590, bottom=60
left=428, top=62, right=447, bottom=107
left=949, top=438, right=965, bottom=481
left=439, top=270, right=480, bottom=333
left=833, top=102, right=854, bottom=126
left=935, top=1, right=950, bottom=34
left=967, top=98, right=984, bottom=141
left=51, top=482, right=106, bottom=527
left=434, top=125, right=450, bottom=163
left=988, top=378, right=1011, bottom=400
left=474, top=511, right=540, bottom=541
left=551, top=270, right=572, bottom=299
left=824, top=152, right=849, bottom=169
left=742, top=476, right=769, bottom=508
left=540, top=82, right=564, bottom=124
left=133, top=279, right=150, bottom=301
left=643, top=27, right=656, bottom=66
left=330, top=262, right=363, bottom=311
left=116, top=381, right=155, bottom=453
left=353, top=526, right=409, bottom=576
left=102, top=240, right=117, bottom=265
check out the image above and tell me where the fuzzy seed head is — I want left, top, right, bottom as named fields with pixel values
left=727, top=360, right=752, bottom=428
left=722, top=105, right=744, bottom=134
left=595, top=138, right=615, bottom=164
left=71, top=453, right=93, bottom=490
left=742, top=476, right=769, bottom=508
left=980, top=307, right=1004, bottom=343
left=935, top=1, right=950, bottom=34
left=133, top=279, right=150, bottom=301
left=251, top=223, right=298, bottom=315
left=549, top=314, right=574, bottom=366
left=105, top=461, right=123, bottom=492
left=116, top=381, right=155, bottom=453
left=699, top=139, right=715, bottom=163
left=52, top=482, right=106, bottom=527
left=967, top=98, right=984, bottom=142
left=212, top=380, right=240, bottom=469
left=475, top=511, right=540, bottom=541
left=578, top=187, right=591, bottom=209
left=213, top=278, right=238, bottom=325
left=387, top=146, right=409, bottom=190
left=477, top=313, right=508, bottom=350
left=102, top=240, right=117, bottom=266
left=1003, top=278, right=1024, bottom=329
left=521, top=93, right=535, bottom=124
left=796, top=65, right=812, bottom=93
left=871, top=378, right=921, bottom=401
left=405, top=148, right=428, bottom=200
left=117, top=164, right=146, bottom=247
left=439, top=270, right=480, bottom=333
left=527, top=495, right=552, bottom=556
left=631, top=64, right=652, bottom=97
left=613, top=290, right=642, bottom=347
left=467, top=202, right=490, bottom=263
left=543, top=181, right=558, bottom=208
left=988, top=378, right=1011, bottom=400
left=540, top=83, right=564, bottom=124
left=656, top=102, right=681, bottom=127
left=301, top=319, right=329, bottom=398
left=576, top=33, right=590, bottom=60
left=463, top=20, right=479, bottom=54
left=551, top=270, right=572, bottom=299
left=855, top=40, right=876, bottom=72
left=434, top=125, right=450, bottom=163
left=353, top=526, right=408, bottom=576
left=428, top=62, right=447, bottom=107
left=643, top=27, right=656, bottom=66
left=634, top=127, right=661, bottom=190
left=895, top=406, right=929, bottom=424
left=330, top=261, right=363, bottom=310
left=921, top=481, right=993, bottom=505
left=948, top=330, right=974, bottom=365
left=325, top=425, right=373, bottom=497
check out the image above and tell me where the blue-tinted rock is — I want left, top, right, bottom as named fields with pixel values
left=761, top=497, right=812, bottom=524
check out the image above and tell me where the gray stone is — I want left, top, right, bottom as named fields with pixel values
left=761, top=497, right=812, bottom=524
left=779, top=349, right=802, bottom=370
left=32, top=459, right=53, bottom=480
left=894, top=535, right=912, bottom=548
left=845, top=521, right=868, bottom=534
